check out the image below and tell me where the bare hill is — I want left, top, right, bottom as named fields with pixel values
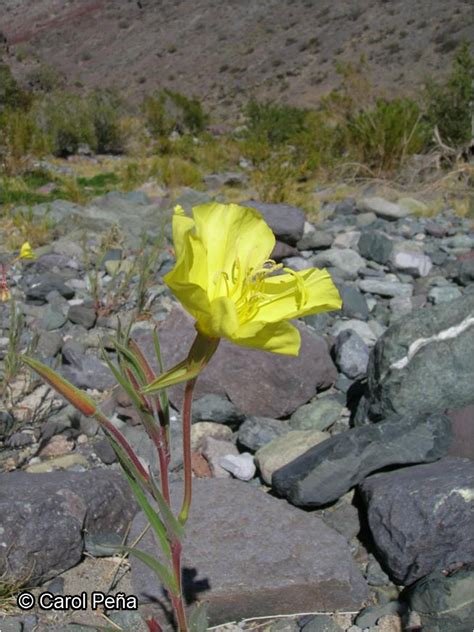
left=1, top=0, right=473, bottom=117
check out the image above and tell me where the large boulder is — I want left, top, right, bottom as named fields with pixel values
left=407, top=566, right=474, bottom=632
left=272, top=411, right=452, bottom=507
left=359, top=457, right=474, bottom=585
left=129, top=479, right=368, bottom=625
left=0, top=470, right=137, bottom=586
left=133, top=306, right=338, bottom=418
left=363, top=293, right=474, bottom=421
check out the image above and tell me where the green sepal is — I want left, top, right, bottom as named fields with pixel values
left=22, top=356, right=97, bottom=416
left=142, top=332, right=219, bottom=393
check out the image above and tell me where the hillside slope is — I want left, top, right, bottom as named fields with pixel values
left=1, top=0, right=473, bottom=116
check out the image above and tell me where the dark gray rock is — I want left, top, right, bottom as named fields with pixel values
left=320, top=496, right=361, bottom=542
left=24, top=273, right=75, bottom=304
left=270, top=240, right=299, bottom=261
left=365, top=553, right=391, bottom=586
left=312, top=249, right=365, bottom=280
left=67, top=305, right=96, bottom=329
left=122, top=417, right=183, bottom=472
left=335, top=198, right=356, bottom=216
left=107, top=610, right=149, bottom=632
left=41, top=302, right=68, bottom=331
left=191, top=394, right=245, bottom=427
left=300, top=615, right=343, bottom=632
left=0, top=617, right=23, bottom=632
left=355, top=601, right=407, bottom=627
left=243, top=201, right=305, bottom=245
left=84, top=532, right=123, bottom=557
left=94, top=438, right=117, bottom=464
left=365, top=293, right=474, bottom=420
left=297, top=231, right=333, bottom=251
left=203, top=172, right=248, bottom=189
left=357, top=231, right=393, bottom=264
left=238, top=416, right=288, bottom=451
left=272, top=412, right=452, bottom=507
left=0, top=470, right=137, bottom=585
left=0, top=411, right=14, bottom=439
left=334, top=330, right=370, bottom=379
left=360, top=457, right=474, bottom=585
left=448, top=403, right=474, bottom=460
left=337, top=284, right=369, bottom=320
left=129, top=479, right=367, bottom=625
left=32, top=253, right=80, bottom=274
left=36, top=330, right=63, bottom=358
left=60, top=345, right=115, bottom=391
left=134, top=306, right=338, bottom=418
left=457, top=258, right=474, bottom=286
left=289, top=396, right=343, bottom=432
left=358, top=197, right=412, bottom=220
left=407, top=565, right=474, bottom=632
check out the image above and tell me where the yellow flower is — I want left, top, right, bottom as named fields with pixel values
left=18, top=241, right=36, bottom=260
left=164, top=202, right=342, bottom=356
left=0, top=286, right=10, bottom=302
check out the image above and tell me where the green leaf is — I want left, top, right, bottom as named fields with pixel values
left=122, top=546, right=178, bottom=595
left=100, top=344, right=148, bottom=414
left=149, top=471, right=184, bottom=541
left=188, top=602, right=209, bottom=632
left=113, top=339, right=147, bottom=385
left=123, top=469, right=171, bottom=560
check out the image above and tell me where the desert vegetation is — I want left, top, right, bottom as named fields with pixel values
left=0, top=42, right=473, bottom=246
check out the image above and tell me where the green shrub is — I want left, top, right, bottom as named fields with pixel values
left=344, top=97, right=429, bottom=172
left=0, top=64, right=30, bottom=113
left=142, top=90, right=208, bottom=138
left=245, top=99, right=307, bottom=145
left=25, top=63, right=64, bottom=93
left=0, top=109, right=48, bottom=175
left=87, top=89, right=126, bottom=153
left=424, top=41, right=474, bottom=147
left=165, top=89, right=208, bottom=134
left=31, top=91, right=97, bottom=156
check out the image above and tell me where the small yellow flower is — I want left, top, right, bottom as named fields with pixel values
left=18, top=241, right=36, bottom=260
left=0, top=286, right=10, bottom=302
left=164, top=202, right=342, bottom=356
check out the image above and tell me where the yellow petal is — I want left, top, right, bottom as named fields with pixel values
left=256, top=268, right=342, bottom=323
left=164, top=232, right=211, bottom=321
left=202, top=296, right=239, bottom=338
left=192, top=203, right=275, bottom=294
left=19, top=241, right=36, bottom=260
left=231, top=319, right=301, bottom=355
left=172, top=205, right=195, bottom=262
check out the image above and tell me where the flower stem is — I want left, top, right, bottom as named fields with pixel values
left=178, top=377, right=197, bottom=525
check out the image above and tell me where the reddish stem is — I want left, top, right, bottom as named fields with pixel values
left=178, top=378, right=197, bottom=525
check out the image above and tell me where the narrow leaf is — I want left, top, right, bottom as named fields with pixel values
left=128, top=338, right=156, bottom=383
left=100, top=344, right=148, bottom=414
left=121, top=546, right=178, bottom=595
left=123, top=469, right=171, bottom=559
left=149, top=470, right=185, bottom=541
left=113, top=339, right=147, bottom=385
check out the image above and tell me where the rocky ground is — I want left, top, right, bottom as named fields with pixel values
left=0, top=180, right=474, bottom=632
